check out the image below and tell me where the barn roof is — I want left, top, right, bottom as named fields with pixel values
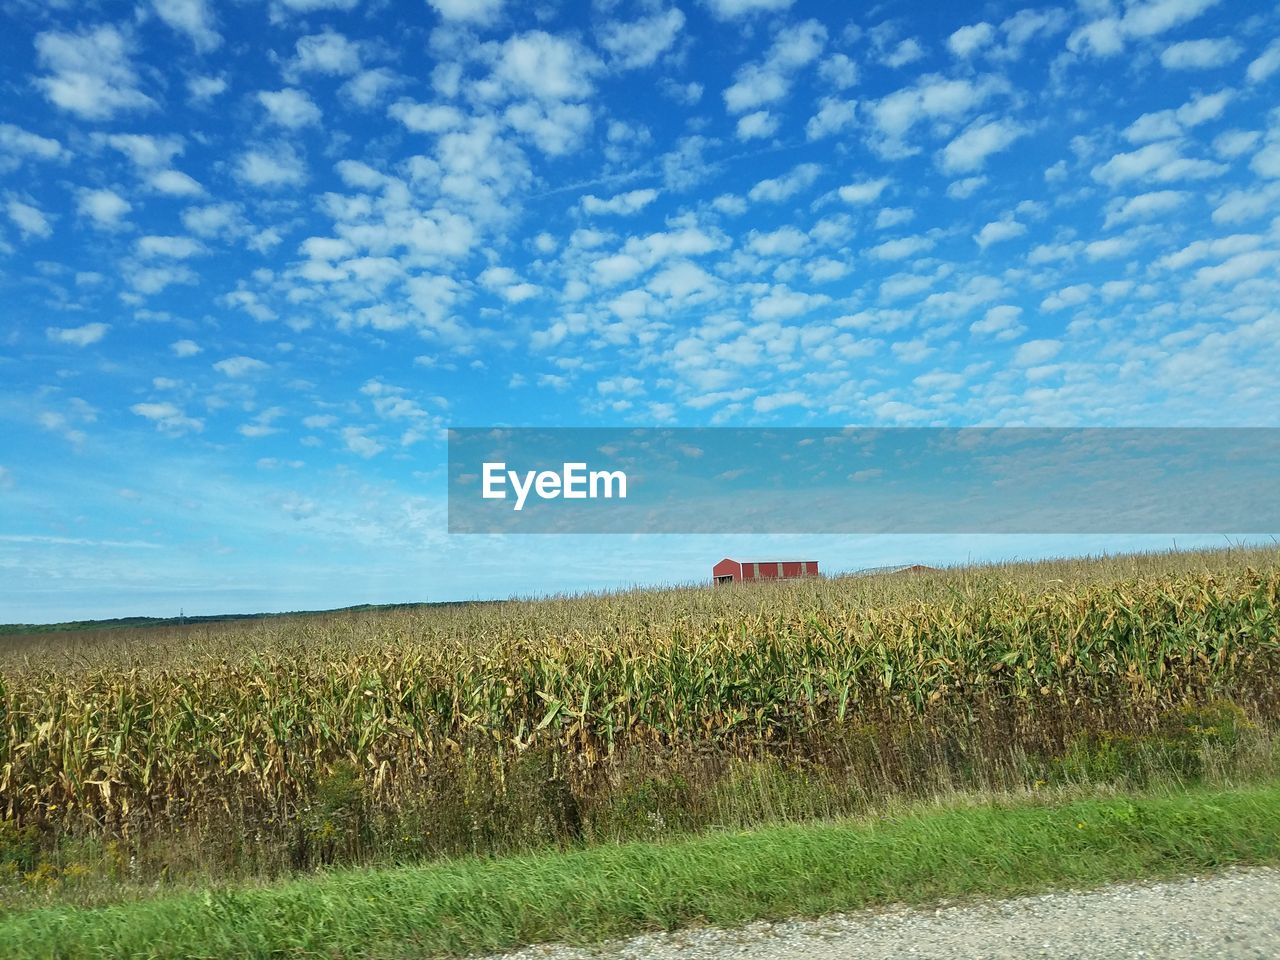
left=719, top=558, right=818, bottom=563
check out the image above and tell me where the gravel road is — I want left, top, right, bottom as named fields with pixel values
left=485, top=867, right=1280, bottom=960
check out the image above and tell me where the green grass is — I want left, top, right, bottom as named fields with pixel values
left=3, top=780, right=1280, bottom=959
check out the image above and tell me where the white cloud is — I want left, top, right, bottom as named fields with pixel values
left=868, top=234, right=934, bottom=260
left=818, top=54, right=858, bottom=89
left=214, top=355, right=269, bottom=377
left=711, top=194, right=746, bottom=216
left=137, top=235, right=203, bottom=258
left=1124, top=90, right=1232, bottom=144
left=342, top=426, right=385, bottom=458
left=290, top=30, right=361, bottom=76
left=102, top=133, right=183, bottom=170
left=236, top=144, right=306, bottom=188
left=238, top=407, right=287, bottom=438
left=343, top=68, right=400, bottom=107
left=593, top=253, right=645, bottom=285
left=275, top=0, right=359, bottom=11
left=648, top=261, right=719, bottom=304
left=171, top=339, right=201, bottom=357
left=505, top=101, right=593, bottom=156
left=150, top=169, right=204, bottom=196
left=723, top=19, right=826, bottom=113
left=1068, top=18, right=1126, bottom=57
left=1213, top=129, right=1259, bottom=158
left=7, top=199, right=52, bottom=240
left=581, top=188, right=659, bottom=215
left=495, top=31, right=600, bottom=102
left=1176, top=89, right=1233, bottom=126
left=0, top=124, right=66, bottom=174
left=479, top=266, right=538, bottom=303
left=736, top=110, right=779, bottom=140
left=1092, top=140, right=1226, bottom=186
left=1253, top=144, right=1280, bottom=179
left=1123, top=0, right=1223, bottom=38
left=128, top=264, right=198, bottom=295
left=1160, top=38, right=1242, bottom=70
left=427, top=0, right=504, bottom=24
left=947, top=176, right=987, bottom=199
left=36, top=404, right=95, bottom=446
left=938, top=116, right=1024, bottom=173
left=659, top=79, right=704, bottom=106
left=662, top=135, right=714, bottom=191
left=182, top=202, right=244, bottom=238
left=1125, top=111, right=1181, bottom=143
left=131, top=402, right=203, bottom=435
left=1084, top=234, right=1139, bottom=259
left=77, top=188, right=131, bottom=229
left=878, top=274, right=934, bottom=300
left=807, top=257, right=849, bottom=282
left=1069, top=0, right=1224, bottom=58
left=47, top=323, right=109, bottom=347
left=974, top=217, right=1026, bottom=248
left=1211, top=184, right=1280, bottom=223
left=806, top=98, right=857, bottom=140
left=754, top=390, right=808, bottom=413
left=1014, top=339, right=1062, bottom=365
left=890, top=339, right=932, bottom=364
left=948, top=23, right=995, bottom=58
left=1191, top=249, right=1280, bottom=286
left=1154, top=234, right=1262, bottom=270
left=1247, top=39, right=1280, bottom=84
left=1028, top=240, right=1083, bottom=265
left=882, top=38, right=926, bottom=68
left=151, top=0, right=220, bottom=51
left=390, top=101, right=465, bottom=134
left=258, top=89, right=322, bottom=128
left=838, top=177, right=891, bottom=204
left=874, top=207, right=913, bottom=230
left=1001, top=8, right=1070, bottom=50
left=1040, top=283, right=1091, bottom=311
left=599, top=8, right=685, bottom=69
left=703, top=0, right=793, bottom=20
left=334, top=159, right=385, bottom=189
left=187, top=74, right=227, bottom=103
left=34, top=26, right=155, bottom=120
left=749, top=163, right=822, bottom=202
left=1102, top=190, right=1188, bottom=227
left=724, top=68, right=786, bottom=114
left=865, top=75, right=1007, bottom=155
left=970, top=304, right=1024, bottom=340
left=747, top=225, right=809, bottom=257
left=1099, top=280, right=1135, bottom=300
left=300, top=236, right=352, bottom=261
left=751, top=285, right=828, bottom=319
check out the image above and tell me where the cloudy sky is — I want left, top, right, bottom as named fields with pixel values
left=2, top=0, right=1278, bottom=621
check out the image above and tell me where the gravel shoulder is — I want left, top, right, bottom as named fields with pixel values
left=486, top=867, right=1280, bottom=960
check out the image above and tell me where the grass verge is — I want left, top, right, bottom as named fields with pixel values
left=3, top=780, right=1280, bottom=959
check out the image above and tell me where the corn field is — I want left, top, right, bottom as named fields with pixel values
left=2, top=547, right=1279, bottom=882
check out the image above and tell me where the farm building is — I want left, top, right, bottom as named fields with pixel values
left=713, top=558, right=819, bottom=585
left=846, top=564, right=941, bottom=578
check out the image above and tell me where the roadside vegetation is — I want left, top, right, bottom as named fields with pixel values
left=1, top=546, right=1278, bottom=915
left=3, top=782, right=1280, bottom=959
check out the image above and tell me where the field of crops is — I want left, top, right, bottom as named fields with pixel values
left=2, top=547, right=1279, bottom=898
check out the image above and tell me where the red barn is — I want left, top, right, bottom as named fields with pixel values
left=713, top=558, right=819, bottom=585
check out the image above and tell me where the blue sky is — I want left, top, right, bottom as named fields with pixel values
left=2, top=0, right=1278, bottom=622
